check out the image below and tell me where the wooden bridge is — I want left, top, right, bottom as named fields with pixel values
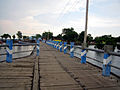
left=0, top=42, right=120, bottom=90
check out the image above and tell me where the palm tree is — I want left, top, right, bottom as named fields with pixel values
left=16, top=31, right=22, bottom=40
left=12, top=35, right=16, bottom=40
left=1, top=34, right=11, bottom=40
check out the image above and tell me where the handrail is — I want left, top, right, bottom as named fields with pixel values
left=47, top=42, right=120, bottom=57
left=0, top=43, right=37, bottom=56
left=0, top=40, right=40, bottom=63
left=45, top=40, right=120, bottom=77
left=74, top=48, right=120, bottom=70
left=0, top=43, right=37, bottom=47
left=0, top=46, right=36, bottom=62
left=74, top=45, right=120, bottom=57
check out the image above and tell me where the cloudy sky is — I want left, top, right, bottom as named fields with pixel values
left=0, top=0, right=120, bottom=37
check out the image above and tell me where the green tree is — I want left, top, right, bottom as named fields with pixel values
left=42, top=32, right=53, bottom=40
left=12, top=35, right=16, bottom=42
left=56, top=34, right=62, bottom=40
left=87, top=34, right=93, bottom=43
left=78, top=31, right=84, bottom=43
left=36, top=34, right=41, bottom=39
left=23, top=36, right=27, bottom=40
left=31, top=36, right=36, bottom=40
left=0, top=35, right=4, bottom=40
left=12, top=35, right=16, bottom=40
left=78, top=31, right=93, bottom=44
left=62, top=27, right=78, bottom=42
left=1, top=34, right=11, bottom=40
left=116, top=36, right=120, bottom=50
left=116, top=36, right=120, bottom=42
left=94, top=35, right=116, bottom=50
left=16, top=31, right=22, bottom=40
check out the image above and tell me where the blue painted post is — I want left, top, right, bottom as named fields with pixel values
left=50, top=41, right=51, bottom=46
left=102, top=45, right=113, bottom=76
left=53, top=41, right=56, bottom=48
left=49, top=41, right=51, bottom=46
left=6, top=40, right=13, bottom=63
left=59, top=42, right=62, bottom=52
left=54, top=41, right=57, bottom=48
left=70, top=42, right=74, bottom=58
left=81, top=49, right=87, bottom=64
left=54, top=41, right=56, bottom=48
left=57, top=42, right=59, bottom=50
left=64, top=42, right=67, bottom=54
left=42, top=40, right=45, bottom=43
left=81, top=43, right=87, bottom=64
left=36, top=40, right=40, bottom=56
left=51, top=41, right=54, bottom=47
left=47, top=41, right=48, bottom=45
left=51, top=41, right=53, bottom=47
left=55, top=41, right=57, bottom=48
left=47, top=41, right=49, bottom=45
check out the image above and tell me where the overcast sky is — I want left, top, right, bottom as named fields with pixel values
left=0, top=0, right=120, bottom=37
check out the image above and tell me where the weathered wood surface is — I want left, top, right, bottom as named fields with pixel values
left=39, top=42, right=120, bottom=90
left=0, top=54, right=36, bottom=90
left=0, top=42, right=120, bottom=90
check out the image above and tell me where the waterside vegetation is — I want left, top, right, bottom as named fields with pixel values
left=0, top=28, right=120, bottom=50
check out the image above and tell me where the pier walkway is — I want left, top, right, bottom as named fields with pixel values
left=0, top=42, right=120, bottom=90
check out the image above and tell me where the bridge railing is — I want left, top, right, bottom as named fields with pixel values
left=45, top=40, right=120, bottom=77
left=0, top=40, right=40, bottom=62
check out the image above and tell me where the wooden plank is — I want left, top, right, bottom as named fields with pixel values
left=32, top=56, right=39, bottom=90
left=0, top=55, right=35, bottom=90
left=39, top=42, right=120, bottom=90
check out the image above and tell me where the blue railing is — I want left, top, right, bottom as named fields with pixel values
left=45, top=40, right=120, bottom=77
left=0, top=40, right=40, bottom=62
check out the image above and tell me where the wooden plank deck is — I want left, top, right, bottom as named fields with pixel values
left=0, top=42, right=120, bottom=90
left=0, top=57, right=35, bottom=90
left=39, top=42, right=120, bottom=90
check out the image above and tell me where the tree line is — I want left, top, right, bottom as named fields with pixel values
left=0, top=31, right=42, bottom=41
left=41, top=27, right=120, bottom=50
left=0, top=28, right=120, bottom=50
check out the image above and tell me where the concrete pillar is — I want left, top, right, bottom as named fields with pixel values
left=6, top=40, right=13, bottom=63
left=102, top=45, right=113, bottom=76
left=54, top=41, right=57, bottom=48
left=81, top=43, right=87, bottom=64
left=64, top=42, right=67, bottom=54
left=70, top=42, right=74, bottom=58
left=57, top=42, right=59, bottom=50
left=59, top=42, right=62, bottom=52
left=36, top=40, right=40, bottom=56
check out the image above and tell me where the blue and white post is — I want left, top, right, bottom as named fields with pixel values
left=64, top=42, right=67, bottom=54
left=57, top=42, right=59, bottom=50
left=59, top=42, right=62, bottom=52
left=6, top=40, right=13, bottom=63
left=52, top=41, right=54, bottom=47
left=55, top=41, right=58, bottom=49
left=102, top=45, right=113, bottom=76
left=81, top=43, right=87, bottom=64
left=54, top=41, right=56, bottom=48
left=36, top=40, right=40, bottom=56
left=70, top=42, right=74, bottom=58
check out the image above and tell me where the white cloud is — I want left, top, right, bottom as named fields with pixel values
left=0, top=0, right=120, bottom=38
left=88, top=15, right=120, bottom=28
left=0, top=20, right=17, bottom=35
left=63, top=15, right=120, bottom=37
left=16, top=16, right=62, bottom=36
left=57, top=0, right=86, bottom=16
